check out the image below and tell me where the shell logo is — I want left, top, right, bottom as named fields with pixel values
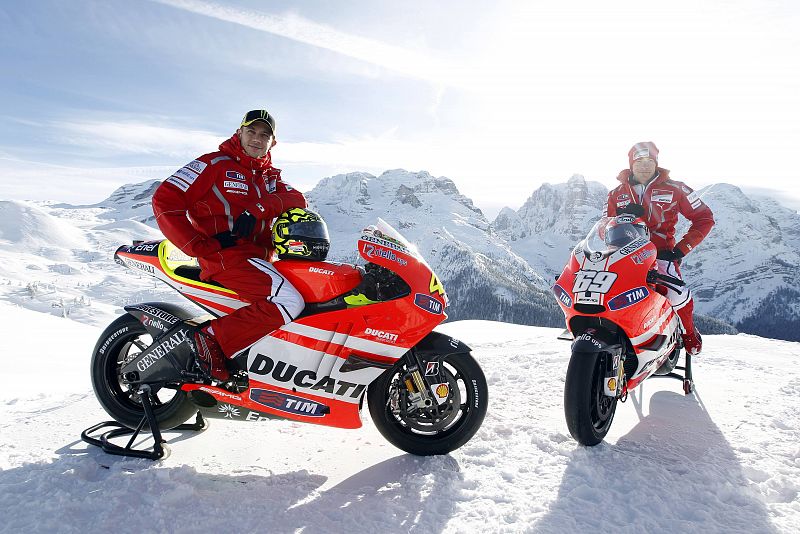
left=435, top=384, right=449, bottom=398
left=607, top=378, right=617, bottom=391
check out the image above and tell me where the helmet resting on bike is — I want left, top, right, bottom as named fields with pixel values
left=272, top=208, right=330, bottom=261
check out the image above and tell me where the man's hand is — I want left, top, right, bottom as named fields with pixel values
left=212, top=231, right=237, bottom=249
left=656, top=248, right=685, bottom=262
left=232, top=210, right=257, bottom=238
left=619, top=203, right=645, bottom=217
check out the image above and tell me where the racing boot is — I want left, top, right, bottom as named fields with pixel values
left=682, top=329, right=702, bottom=356
left=192, top=324, right=230, bottom=382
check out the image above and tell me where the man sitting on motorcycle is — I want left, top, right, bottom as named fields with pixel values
left=605, top=141, right=715, bottom=355
left=152, top=109, right=308, bottom=382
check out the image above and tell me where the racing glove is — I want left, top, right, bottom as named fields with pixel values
left=656, top=248, right=685, bottom=261
left=619, top=203, right=645, bottom=217
left=212, top=231, right=238, bottom=249
left=232, top=210, right=257, bottom=238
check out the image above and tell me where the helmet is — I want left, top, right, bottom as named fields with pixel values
left=272, top=208, right=330, bottom=261
left=605, top=215, right=650, bottom=247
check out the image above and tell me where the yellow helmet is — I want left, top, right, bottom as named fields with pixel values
left=272, top=208, right=330, bottom=261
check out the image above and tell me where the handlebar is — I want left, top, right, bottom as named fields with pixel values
left=646, top=270, right=686, bottom=287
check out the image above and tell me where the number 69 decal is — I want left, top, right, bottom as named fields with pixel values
left=572, top=270, right=617, bottom=293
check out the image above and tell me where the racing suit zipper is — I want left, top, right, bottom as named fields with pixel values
left=251, top=170, right=266, bottom=238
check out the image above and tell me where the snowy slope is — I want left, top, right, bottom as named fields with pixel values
left=0, top=302, right=798, bottom=533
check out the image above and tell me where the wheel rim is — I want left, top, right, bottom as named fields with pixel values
left=103, top=329, right=181, bottom=412
left=385, top=359, right=472, bottom=437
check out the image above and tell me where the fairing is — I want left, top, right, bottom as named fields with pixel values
left=554, top=215, right=680, bottom=388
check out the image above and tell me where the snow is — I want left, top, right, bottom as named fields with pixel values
left=1, top=302, right=798, bottom=533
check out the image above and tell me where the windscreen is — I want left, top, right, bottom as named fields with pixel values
left=580, top=216, right=650, bottom=256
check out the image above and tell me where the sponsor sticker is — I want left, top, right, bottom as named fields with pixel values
left=309, top=266, right=334, bottom=276
left=425, top=361, right=440, bottom=376
left=630, top=248, right=656, bottom=265
left=248, top=354, right=368, bottom=400
left=575, top=292, right=601, bottom=305
left=360, top=234, right=409, bottom=253
left=651, top=190, right=674, bottom=203
left=552, top=283, right=573, bottom=307
left=223, top=180, right=248, bottom=190
left=217, top=404, right=241, bottom=419
left=225, top=170, right=245, bottom=181
left=616, top=214, right=635, bottom=224
left=125, top=258, right=155, bottom=274
left=607, top=286, right=650, bottom=310
left=362, top=243, right=408, bottom=266
left=617, top=200, right=631, bottom=208
left=185, top=159, right=207, bottom=174
left=414, top=293, right=443, bottom=314
left=250, top=388, right=327, bottom=417
left=365, top=327, right=399, bottom=343
left=618, top=194, right=630, bottom=200
left=174, top=167, right=199, bottom=183
left=619, top=237, right=649, bottom=256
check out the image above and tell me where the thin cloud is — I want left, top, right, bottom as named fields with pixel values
left=153, top=0, right=457, bottom=85
left=56, top=120, right=225, bottom=159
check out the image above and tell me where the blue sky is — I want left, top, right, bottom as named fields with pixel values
left=1, top=0, right=798, bottom=217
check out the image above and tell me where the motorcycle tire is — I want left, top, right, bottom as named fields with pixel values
left=653, top=347, right=681, bottom=376
left=368, top=352, right=488, bottom=456
left=564, top=351, right=618, bottom=446
left=90, top=314, right=196, bottom=430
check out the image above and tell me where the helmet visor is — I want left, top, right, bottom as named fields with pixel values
left=288, top=221, right=329, bottom=240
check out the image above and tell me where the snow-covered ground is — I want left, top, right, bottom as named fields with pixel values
left=1, top=302, right=797, bottom=533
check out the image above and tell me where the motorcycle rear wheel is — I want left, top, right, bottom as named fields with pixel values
left=368, top=352, right=488, bottom=456
left=90, top=314, right=196, bottom=430
left=654, top=347, right=681, bottom=376
left=564, top=351, right=618, bottom=446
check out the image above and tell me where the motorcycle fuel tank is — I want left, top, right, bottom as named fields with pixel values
left=274, top=260, right=362, bottom=303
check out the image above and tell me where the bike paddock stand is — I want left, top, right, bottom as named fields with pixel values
left=649, top=353, right=694, bottom=395
left=81, top=385, right=207, bottom=460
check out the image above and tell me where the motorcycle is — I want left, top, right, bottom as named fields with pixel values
left=553, top=214, right=694, bottom=446
left=83, top=219, right=488, bottom=459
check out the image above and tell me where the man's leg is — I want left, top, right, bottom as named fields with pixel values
left=209, top=258, right=305, bottom=357
left=656, top=259, right=702, bottom=355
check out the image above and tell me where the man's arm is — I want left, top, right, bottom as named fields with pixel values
left=152, top=160, right=223, bottom=258
left=674, top=184, right=715, bottom=255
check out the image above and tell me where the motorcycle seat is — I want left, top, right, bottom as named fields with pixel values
left=173, top=265, right=225, bottom=288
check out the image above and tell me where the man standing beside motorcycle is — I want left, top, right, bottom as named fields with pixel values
left=152, top=109, right=308, bottom=382
left=605, top=141, right=714, bottom=355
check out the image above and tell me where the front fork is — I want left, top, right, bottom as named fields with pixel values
left=602, top=350, right=627, bottom=400
left=400, top=348, right=436, bottom=410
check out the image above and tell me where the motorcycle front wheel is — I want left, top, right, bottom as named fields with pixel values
left=90, top=314, right=196, bottom=430
left=564, top=351, right=618, bottom=446
left=367, top=352, right=488, bottom=456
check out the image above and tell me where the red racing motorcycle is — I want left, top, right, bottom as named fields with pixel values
left=553, top=215, right=694, bottom=446
left=84, top=219, right=487, bottom=459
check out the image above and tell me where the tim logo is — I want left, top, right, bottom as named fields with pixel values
left=552, top=283, right=573, bottom=307
left=250, top=388, right=326, bottom=417
left=607, top=286, right=650, bottom=311
left=414, top=293, right=443, bottom=314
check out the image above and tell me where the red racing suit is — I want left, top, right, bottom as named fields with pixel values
left=605, top=168, right=714, bottom=255
left=605, top=168, right=715, bottom=337
left=152, top=134, right=307, bottom=356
